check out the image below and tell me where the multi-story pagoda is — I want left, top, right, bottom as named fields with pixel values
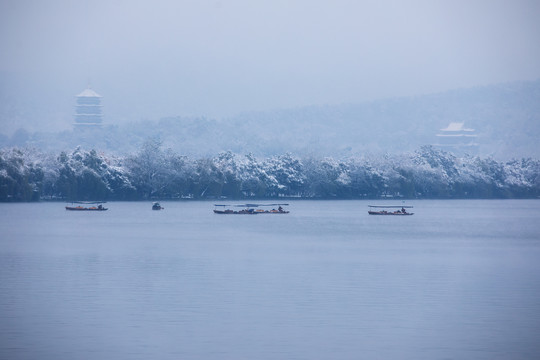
left=435, top=122, right=478, bottom=154
left=74, top=88, right=103, bottom=128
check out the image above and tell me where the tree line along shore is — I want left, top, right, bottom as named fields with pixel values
left=1, top=142, right=539, bottom=202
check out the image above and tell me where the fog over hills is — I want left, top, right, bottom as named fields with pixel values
left=227, top=80, right=540, bottom=159
left=1, top=80, right=539, bottom=160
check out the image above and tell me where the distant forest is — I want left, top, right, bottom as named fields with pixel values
left=1, top=140, right=539, bottom=202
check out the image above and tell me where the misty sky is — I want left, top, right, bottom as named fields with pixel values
left=1, top=0, right=540, bottom=130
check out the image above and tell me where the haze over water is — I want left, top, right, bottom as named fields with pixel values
left=1, top=200, right=540, bottom=359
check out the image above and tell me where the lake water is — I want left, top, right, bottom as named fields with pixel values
left=1, top=200, right=540, bottom=360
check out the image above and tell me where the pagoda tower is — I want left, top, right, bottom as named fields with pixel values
left=434, top=122, right=478, bottom=154
left=74, top=88, right=103, bottom=128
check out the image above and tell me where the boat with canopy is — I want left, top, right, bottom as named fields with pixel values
left=368, top=205, right=413, bottom=215
left=214, top=203, right=290, bottom=214
left=152, top=202, right=164, bottom=210
left=65, top=201, right=108, bottom=211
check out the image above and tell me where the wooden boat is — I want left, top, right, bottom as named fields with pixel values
left=152, top=202, right=164, bottom=210
left=368, top=205, right=413, bottom=215
left=214, top=203, right=290, bottom=214
left=66, top=201, right=108, bottom=211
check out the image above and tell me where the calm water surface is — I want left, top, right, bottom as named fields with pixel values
left=1, top=200, right=540, bottom=360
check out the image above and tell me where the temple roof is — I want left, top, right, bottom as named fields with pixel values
left=77, top=88, right=102, bottom=97
left=440, top=122, right=474, bottom=132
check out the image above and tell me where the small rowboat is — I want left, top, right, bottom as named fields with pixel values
left=368, top=205, right=413, bottom=215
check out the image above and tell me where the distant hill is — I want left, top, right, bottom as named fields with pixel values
left=2, top=80, right=539, bottom=160
left=225, top=80, right=540, bottom=159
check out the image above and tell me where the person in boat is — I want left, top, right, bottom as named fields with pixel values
left=401, top=207, right=406, bottom=214
left=98, top=204, right=103, bottom=210
left=278, top=206, right=283, bottom=212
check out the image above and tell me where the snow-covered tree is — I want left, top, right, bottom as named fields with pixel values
left=303, top=157, right=350, bottom=197
left=50, top=147, right=134, bottom=201
left=125, top=138, right=174, bottom=199
left=262, top=153, right=306, bottom=196
left=0, top=148, right=43, bottom=201
left=1, top=145, right=539, bottom=201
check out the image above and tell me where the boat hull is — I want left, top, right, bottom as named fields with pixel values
left=66, top=206, right=108, bottom=211
left=368, top=211, right=413, bottom=215
left=214, top=210, right=257, bottom=214
left=213, top=210, right=289, bottom=215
